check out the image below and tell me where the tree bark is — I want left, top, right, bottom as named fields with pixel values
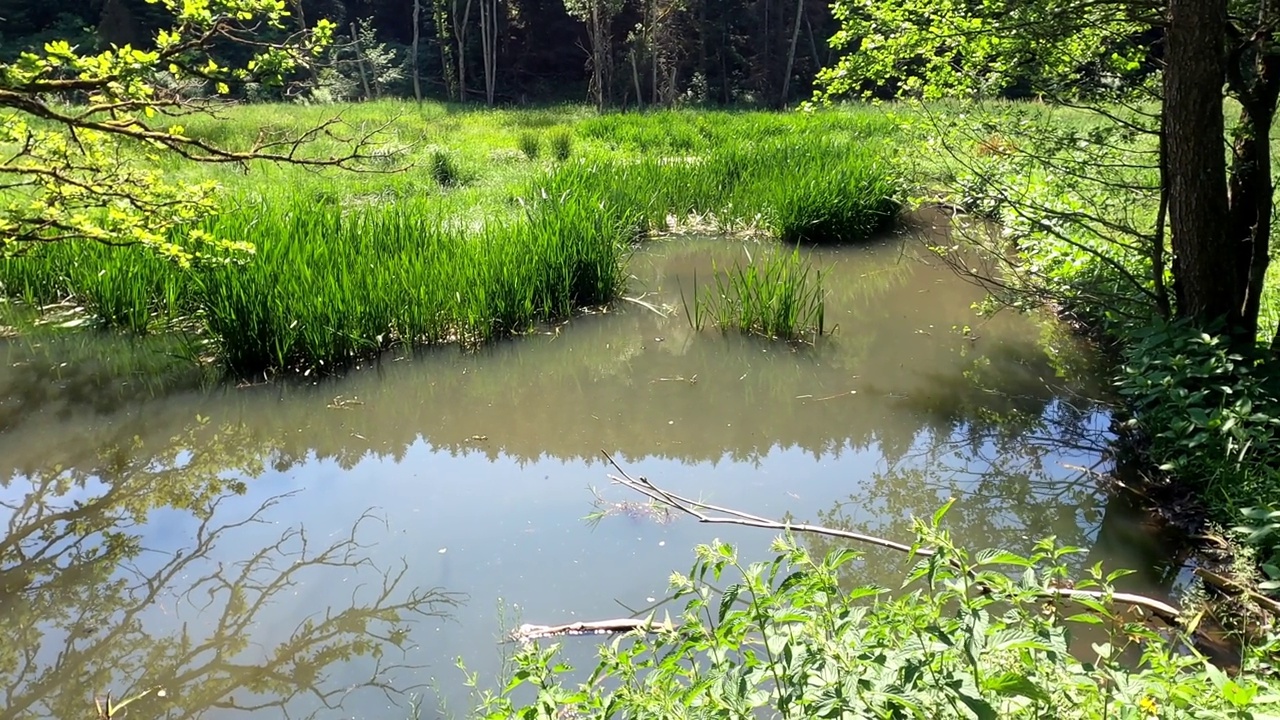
left=1221, top=0, right=1280, bottom=348
left=1163, top=0, right=1234, bottom=331
left=412, top=0, right=424, bottom=101
left=779, top=0, right=804, bottom=105
left=453, top=0, right=474, bottom=102
left=350, top=23, right=373, bottom=100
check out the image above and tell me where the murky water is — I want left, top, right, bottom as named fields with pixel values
left=0, top=219, right=1179, bottom=719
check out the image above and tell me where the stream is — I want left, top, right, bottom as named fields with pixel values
left=0, top=217, right=1183, bottom=719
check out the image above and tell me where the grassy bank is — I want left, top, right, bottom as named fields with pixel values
left=0, top=102, right=900, bottom=374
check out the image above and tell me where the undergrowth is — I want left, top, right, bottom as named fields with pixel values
left=465, top=511, right=1280, bottom=719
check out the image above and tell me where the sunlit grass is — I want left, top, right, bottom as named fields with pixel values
left=0, top=102, right=903, bottom=374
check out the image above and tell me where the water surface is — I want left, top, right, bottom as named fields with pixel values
left=0, top=221, right=1172, bottom=719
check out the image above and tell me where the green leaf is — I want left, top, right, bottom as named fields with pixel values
left=982, top=671, right=1051, bottom=702
left=718, top=583, right=744, bottom=623
left=955, top=691, right=998, bottom=720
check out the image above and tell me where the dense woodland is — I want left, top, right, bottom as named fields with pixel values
left=0, top=0, right=841, bottom=106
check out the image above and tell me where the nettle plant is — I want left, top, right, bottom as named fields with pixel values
left=468, top=509, right=1280, bottom=719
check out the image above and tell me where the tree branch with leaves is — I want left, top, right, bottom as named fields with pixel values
left=0, top=0, right=394, bottom=265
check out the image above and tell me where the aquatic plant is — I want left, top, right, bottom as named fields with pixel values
left=689, top=249, right=826, bottom=341
left=192, top=193, right=634, bottom=374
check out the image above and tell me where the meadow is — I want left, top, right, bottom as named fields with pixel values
left=0, top=102, right=902, bottom=374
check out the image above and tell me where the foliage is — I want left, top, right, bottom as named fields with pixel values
left=814, top=0, right=1149, bottom=102
left=686, top=249, right=827, bottom=341
left=470, top=514, right=1280, bottom=719
left=0, top=0, right=352, bottom=263
left=1118, top=321, right=1280, bottom=553
left=517, top=130, right=542, bottom=159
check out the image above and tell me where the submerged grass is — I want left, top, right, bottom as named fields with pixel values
left=0, top=103, right=901, bottom=374
left=685, top=249, right=826, bottom=342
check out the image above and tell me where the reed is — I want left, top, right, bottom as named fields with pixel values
left=693, top=249, right=826, bottom=342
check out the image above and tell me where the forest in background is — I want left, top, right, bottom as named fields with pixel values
left=0, top=0, right=847, bottom=107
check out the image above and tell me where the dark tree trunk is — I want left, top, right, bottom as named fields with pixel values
left=1163, top=0, right=1236, bottom=332
left=1221, top=0, right=1280, bottom=348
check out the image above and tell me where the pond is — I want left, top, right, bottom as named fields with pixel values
left=0, top=215, right=1182, bottom=719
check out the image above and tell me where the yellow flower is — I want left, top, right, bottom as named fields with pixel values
left=1139, top=695, right=1158, bottom=716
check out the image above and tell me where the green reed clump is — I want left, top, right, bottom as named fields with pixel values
left=548, top=129, right=573, bottom=160
left=0, top=242, right=190, bottom=332
left=517, top=131, right=541, bottom=160
left=763, top=146, right=900, bottom=243
left=430, top=148, right=465, bottom=186
left=687, top=249, right=825, bottom=341
left=538, top=136, right=898, bottom=241
left=191, top=192, right=633, bottom=374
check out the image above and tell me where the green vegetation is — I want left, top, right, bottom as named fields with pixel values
left=471, top=515, right=1280, bottom=719
left=685, top=249, right=827, bottom=342
left=0, top=103, right=900, bottom=374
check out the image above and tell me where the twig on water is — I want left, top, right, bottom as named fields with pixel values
left=515, top=454, right=1188, bottom=641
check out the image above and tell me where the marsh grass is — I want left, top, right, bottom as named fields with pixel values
left=685, top=249, right=826, bottom=341
left=0, top=102, right=901, bottom=373
left=548, top=129, right=573, bottom=161
left=517, top=131, right=541, bottom=160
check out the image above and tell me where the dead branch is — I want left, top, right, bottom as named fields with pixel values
left=509, top=453, right=1185, bottom=640
left=1195, top=567, right=1280, bottom=616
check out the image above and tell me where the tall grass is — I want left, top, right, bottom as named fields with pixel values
left=539, top=137, right=899, bottom=242
left=0, top=104, right=902, bottom=374
left=196, top=193, right=633, bottom=374
left=685, top=249, right=826, bottom=341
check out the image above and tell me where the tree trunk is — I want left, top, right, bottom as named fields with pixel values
left=1222, top=0, right=1280, bottom=347
left=779, top=0, right=803, bottom=105
left=1163, top=0, right=1235, bottom=331
left=453, top=0, right=474, bottom=102
left=479, top=0, right=498, bottom=105
left=412, top=0, right=424, bottom=101
left=350, top=23, right=373, bottom=100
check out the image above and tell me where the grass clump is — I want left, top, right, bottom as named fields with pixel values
left=517, top=131, right=541, bottom=160
left=548, top=128, right=573, bottom=160
left=429, top=148, right=465, bottom=186
left=685, top=249, right=825, bottom=341
left=193, top=193, right=633, bottom=374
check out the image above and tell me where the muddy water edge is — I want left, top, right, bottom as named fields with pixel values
left=0, top=216, right=1187, bottom=719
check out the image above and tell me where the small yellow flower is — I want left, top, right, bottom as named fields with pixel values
left=1139, top=695, right=1159, bottom=716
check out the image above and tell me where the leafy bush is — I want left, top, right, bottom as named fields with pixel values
left=469, top=512, right=1280, bottom=719
left=1118, top=321, right=1280, bottom=505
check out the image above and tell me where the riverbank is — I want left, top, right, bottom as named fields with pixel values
left=897, top=100, right=1280, bottom=610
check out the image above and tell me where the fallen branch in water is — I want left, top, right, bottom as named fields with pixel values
left=1195, top=567, right=1280, bottom=616
left=514, top=455, right=1188, bottom=642
left=513, top=617, right=676, bottom=643
left=595, top=451, right=1183, bottom=624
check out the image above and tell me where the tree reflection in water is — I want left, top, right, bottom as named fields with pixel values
left=0, top=427, right=460, bottom=720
